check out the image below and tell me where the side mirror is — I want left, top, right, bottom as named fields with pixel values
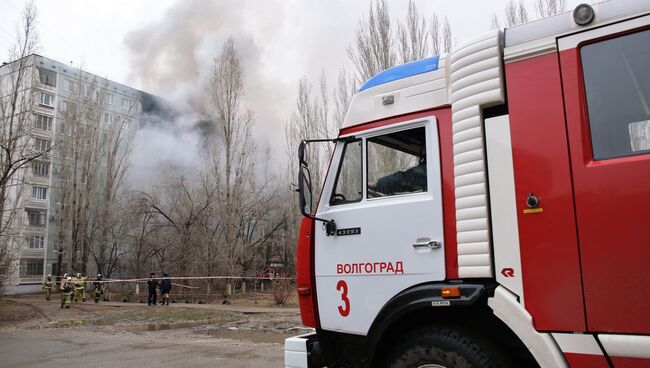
left=298, top=164, right=313, bottom=217
left=295, top=137, right=338, bottom=235
left=298, top=140, right=307, bottom=166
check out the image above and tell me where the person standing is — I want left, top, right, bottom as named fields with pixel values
left=59, top=274, right=69, bottom=307
left=147, top=273, right=158, bottom=306
left=42, top=275, right=53, bottom=301
left=159, top=273, right=171, bottom=306
left=92, top=274, right=104, bottom=303
left=73, top=272, right=87, bottom=302
left=60, top=276, right=73, bottom=309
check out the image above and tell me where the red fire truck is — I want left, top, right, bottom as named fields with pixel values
left=285, top=2, right=650, bottom=367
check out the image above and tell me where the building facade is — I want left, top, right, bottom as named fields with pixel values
left=1, top=54, right=146, bottom=294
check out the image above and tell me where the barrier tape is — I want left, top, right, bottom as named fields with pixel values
left=50, top=275, right=295, bottom=284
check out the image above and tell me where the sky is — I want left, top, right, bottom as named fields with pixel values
left=0, top=0, right=583, bottom=182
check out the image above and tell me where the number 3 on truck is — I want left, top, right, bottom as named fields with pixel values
left=337, top=280, right=350, bottom=317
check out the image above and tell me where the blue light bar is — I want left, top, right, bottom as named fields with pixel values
left=358, top=55, right=440, bottom=92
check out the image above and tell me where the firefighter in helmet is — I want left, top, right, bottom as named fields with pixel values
left=73, top=272, right=87, bottom=302
left=59, top=273, right=68, bottom=306
left=92, top=274, right=104, bottom=303
left=42, top=274, right=54, bottom=301
left=60, top=276, right=73, bottom=309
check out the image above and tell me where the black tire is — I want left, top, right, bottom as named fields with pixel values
left=383, top=325, right=513, bottom=368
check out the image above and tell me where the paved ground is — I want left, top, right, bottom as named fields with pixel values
left=0, top=294, right=308, bottom=368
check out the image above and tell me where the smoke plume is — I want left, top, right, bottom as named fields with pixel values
left=124, top=0, right=297, bottom=185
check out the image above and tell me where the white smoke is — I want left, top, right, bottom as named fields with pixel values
left=128, top=111, right=205, bottom=188
left=121, top=0, right=394, bottom=187
left=123, top=1, right=287, bottom=185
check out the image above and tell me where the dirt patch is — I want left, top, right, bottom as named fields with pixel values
left=1, top=294, right=305, bottom=336
left=0, top=294, right=307, bottom=367
left=0, top=299, right=42, bottom=324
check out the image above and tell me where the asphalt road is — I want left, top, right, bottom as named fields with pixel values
left=0, top=295, right=306, bottom=368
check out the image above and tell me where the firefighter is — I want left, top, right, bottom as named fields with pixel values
left=42, top=274, right=54, bottom=301
left=60, top=276, right=73, bottom=309
left=92, top=274, right=104, bottom=303
left=59, top=273, right=68, bottom=306
left=73, top=272, right=87, bottom=302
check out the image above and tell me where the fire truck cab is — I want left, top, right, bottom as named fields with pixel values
left=287, top=2, right=650, bottom=367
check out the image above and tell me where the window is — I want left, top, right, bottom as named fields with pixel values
left=330, top=139, right=362, bottom=205
left=34, top=114, right=53, bottom=131
left=32, top=162, right=49, bottom=177
left=105, top=93, right=114, bottom=105
left=52, top=263, right=68, bottom=275
left=39, top=92, right=54, bottom=107
left=19, top=258, right=43, bottom=277
left=26, top=235, right=45, bottom=249
left=104, top=112, right=111, bottom=124
left=60, top=100, right=78, bottom=113
left=26, top=208, right=47, bottom=227
left=367, top=127, right=427, bottom=197
left=38, top=67, right=56, bottom=87
left=581, top=29, right=650, bottom=160
left=121, top=97, right=133, bottom=110
left=32, top=186, right=48, bottom=200
left=33, top=138, right=51, bottom=152
left=65, top=79, right=78, bottom=92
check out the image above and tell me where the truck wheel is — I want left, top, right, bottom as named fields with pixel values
left=384, top=326, right=512, bottom=368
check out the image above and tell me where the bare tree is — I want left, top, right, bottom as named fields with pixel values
left=348, top=1, right=455, bottom=83
left=204, top=37, right=286, bottom=286
left=494, top=0, right=563, bottom=30
left=141, top=169, right=216, bottom=276
left=0, top=1, right=41, bottom=289
left=430, top=13, right=441, bottom=54
left=125, top=197, right=158, bottom=278
left=442, top=17, right=453, bottom=53
left=285, top=76, right=336, bottom=201
left=52, top=66, right=135, bottom=277
left=397, top=0, right=429, bottom=64
left=333, top=68, right=356, bottom=128
left=490, top=13, right=501, bottom=30
left=54, top=76, right=104, bottom=275
left=91, top=92, right=135, bottom=276
left=207, top=38, right=254, bottom=279
left=494, top=0, right=530, bottom=28
left=505, top=0, right=519, bottom=27
left=536, top=0, right=567, bottom=18
left=518, top=1, right=530, bottom=24
left=347, top=0, right=395, bottom=84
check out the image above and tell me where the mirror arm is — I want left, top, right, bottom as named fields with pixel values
left=303, top=214, right=336, bottom=236
left=299, top=136, right=355, bottom=165
left=302, top=137, right=350, bottom=145
left=299, top=207, right=334, bottom=228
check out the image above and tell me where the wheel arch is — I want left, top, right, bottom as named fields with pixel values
left=365, top=282, right=542, bottom=367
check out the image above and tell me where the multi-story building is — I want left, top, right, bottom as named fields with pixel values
left=1, top=54, right=149, bottom=294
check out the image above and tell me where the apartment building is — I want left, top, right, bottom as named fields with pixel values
left=1, top=54, right=147, bottom=294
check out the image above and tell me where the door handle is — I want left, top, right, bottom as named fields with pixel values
left=412, top=239, right=441, bottom=249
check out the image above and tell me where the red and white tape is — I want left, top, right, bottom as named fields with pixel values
left=52, top=275, right=295, bottom=284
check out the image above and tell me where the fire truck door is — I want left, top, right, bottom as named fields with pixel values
left=559, top=23, right=650, bottom=334
left=314, top=117, right=445, bottom=335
